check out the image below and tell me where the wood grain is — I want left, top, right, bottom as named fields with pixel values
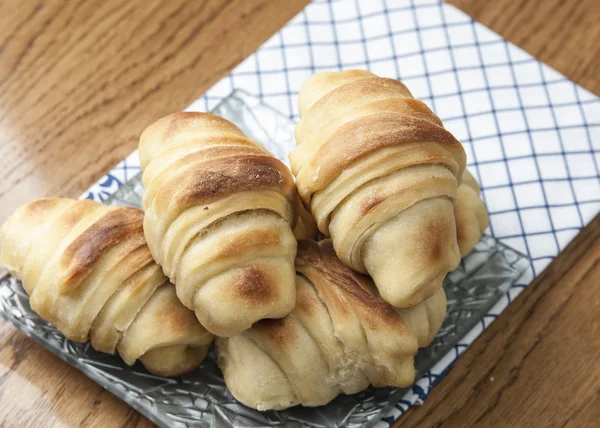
left=0, top=0, right=597, bottom=427
left=0, top=0, right=309, bottom=226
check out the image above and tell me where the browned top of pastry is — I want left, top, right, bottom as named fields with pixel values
left=295, top=239, right=409, bottom=329
left=164, top=112, right=244, bottom=139
left=170, top=153, right=297, bottom=210
left=308, top=112, right=465, bottom=191
left=251, top=316, right=298, bottom=350
left=297, top=69, right=378, bottom=116
left=22, top=198, right=66, bottom=215
left=298, top=77, right=412, bottom=128
left=141, top=112, right=298, bottom=216
left=60, top=207, right=151, bottom=293
left=233, top=265, right=279, bottom=303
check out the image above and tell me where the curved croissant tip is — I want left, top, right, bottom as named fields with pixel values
left=298, top=69, right=377, bottom=116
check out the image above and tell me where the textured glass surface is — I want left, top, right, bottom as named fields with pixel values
left=0, top=90, right=530, bottom=427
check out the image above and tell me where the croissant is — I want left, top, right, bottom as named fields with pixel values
left=0, top=198, right=213, bottom=377
left=290, top=70, right=466, bottom=308
left=139, top=112, right=298, bottom=336
left=455, top=169, right=489, bottom=256
left=216, top=239, right=446, bottom=410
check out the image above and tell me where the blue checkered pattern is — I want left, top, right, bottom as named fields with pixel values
left=84, top=0, right=600, bottom=425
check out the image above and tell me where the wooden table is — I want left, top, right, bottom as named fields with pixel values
left=0, top=0, right=598, bottom=426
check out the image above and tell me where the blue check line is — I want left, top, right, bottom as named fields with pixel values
left=440, top=99, right=600, bottom=122
left=487, top=200, right=600, bottom=215
left=534, top=62, right=589, bottom=230
left=277, top=32, right=295, bottom=119
left=479, top=176, right=598, bottom=190
left=277, top=22, right=504, bottom=47
left=468, top=22, right=535, bottom=271
left=355, top=0, right=372, bottom=72
left=511, top=284, right=528, bottom=289
left=117, top=164, right=132, bottom=182
left=430, top=80, right=572, bottom=99
left=382, top=0, right=402, bottom=80
left=240, top=53, right=536, bottom=75
left=461, top=123, right=600, bottom=144
left=253, top=54, right=263, bottom=102
left=531, top=255, right=558, bottom=261
left=572, top=78, right=600, bottom=177
left=327, top=0, right=344, bottom=74
left=495, top=226, right=581, bottom=240
left=473, top=150, right=599, bottom=165
left=288, top=1, right=457, bottom=26
left=439, top=5, right=490, bottom=234
left=409, top=0, right=434, bottom=99
left=302, top=9, right=317, bottom=75
left=200, top=79, right=574, bottom=101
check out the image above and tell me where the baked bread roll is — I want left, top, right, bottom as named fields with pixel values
left=455, top=169, right=489, bottom=256
left=139, top=112, right=298, bottom=336
left=216, top=239, right=446, bottom=410
left=293, top=202, right=318, bottom=240
left=0, top=198, right=213, bottom=377
left=290, top=70, right=466, bottom=307
left=394, top=287, right=447, bottom=348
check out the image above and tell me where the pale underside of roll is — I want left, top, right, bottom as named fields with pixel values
left=455, top=169, right=489, bottom=256
left=139, top=112, right=299, bottom=336
left=0, top=198, right=213, bottom=377
left=290, top=69, right=467, bottom=308
left=216, top=239, right=447, bottom=410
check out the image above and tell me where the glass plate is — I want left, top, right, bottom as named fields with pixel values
left=0, top=90, right=530, bottom=428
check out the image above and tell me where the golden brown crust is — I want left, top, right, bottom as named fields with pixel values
left=298, top=77, right=413, bottom=136
left=216, top=237, right=442, bottom=410
left=294, top=279, right=317, bottom=315
left=252, top=317, right=296, bottom=351
left=233, top=265, right=278, bottom=303
left=172, top=154, right=297, bottom=209
left=165, top=112, right=245, bottom=141
left=296, top=240, right=402, bottom=328
left=56, top=199, right=100, bottom=229
left=139, top=112, right=299, bottom=336
left=289, top=70, right=464, bottom=308
left=297, top=69, right=378, bottom=116
left=0, top=198, right=214, bottom=376
left=321, top=77, right=412, bottom=104
left=139, top=112, right=248, bottom=169
left=310, top=112, right=464, bottom=192
left=359, top=192, right=386, bottom=218
left=24, top=198, right=65, bottom=215
left=60, top=208, right=146, bottom=293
